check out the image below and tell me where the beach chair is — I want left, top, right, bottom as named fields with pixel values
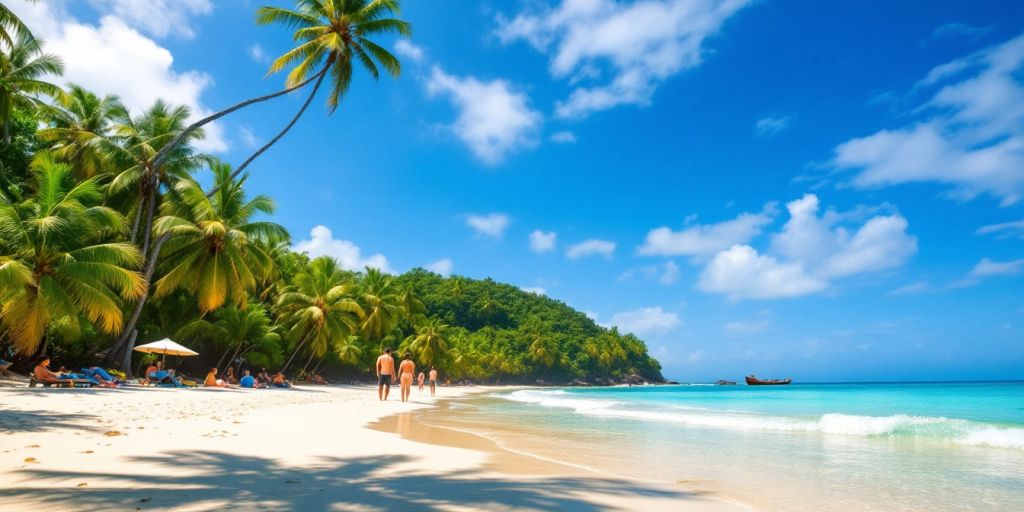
left=28, top=375, right=93, bottom=388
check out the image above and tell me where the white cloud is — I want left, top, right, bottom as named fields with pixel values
left=551, top=130, right=577, bottom=143
left=529, top=230, right=557, bottom=252
left=620, top=260, right=679, bottom=285
left=11, top=2, right=227, bottom=152
left=609, top=307, right=680, bottom=336
left=394, top=39, right=426, bottom=64
left=831, top=34, right=1024, bottom=205
left=426, top=66, right=541, bottom=164
left=976, top=219, right=1024, bottom=239
left=496, top=0, right=751, bottom=118
left=566, top=239, right=616, bottom=259
left=931, top=22, right=991, bottom=41
left=969, top=258, right=1024, bottom=277
left=521, top=286, right=547, bottom=295
left=638, top=205, right=776, bottom=258
left=887, top=281, right=931, bottom=296
left=425, top=258, right=453, bottom=277
left=755, top=116, right=789, bottom=136
left=238, top=126, right=260, bottom=149
left=466, top=213, right=510, bottom=238
left=695, top=194, right=916, bottom=300
left=87, top=0, right=213, bottom=39
left=770, top=194, right=918, bottom=279
left=249, top=43, right=267, bottom=63
left=292, top=225, right=393, bottom=273
left=698, top=244, right=827, bottom=300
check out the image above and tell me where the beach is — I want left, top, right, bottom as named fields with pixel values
left=0, top=384, right=740, bottom=512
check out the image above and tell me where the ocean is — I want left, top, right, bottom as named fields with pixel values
left=424, top=382, right=1024, bottom=511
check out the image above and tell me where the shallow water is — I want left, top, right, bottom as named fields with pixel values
left=424, top=382, right=1024, bottom=511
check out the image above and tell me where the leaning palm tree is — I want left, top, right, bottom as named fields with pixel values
left=151, top=0, right=410, bottom=188
left=177, top=304, right=282, bottom=373
left=0, top=153, right=144, bottom=355
left=276, top=256, right=364, bottom=372
left=39, top=85, right=123, bottom=179
left=405, top=317, right=449, bottom=367
left=0, top=34, right=64, bottom=144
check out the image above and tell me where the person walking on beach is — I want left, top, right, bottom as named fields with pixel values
left=398, top=352, right=416, bottom=402
left=376, top=347, right=395, bottom=401
left=417, top=371, right=425, bottom=392
left=429, top=366, right=439, bottom=397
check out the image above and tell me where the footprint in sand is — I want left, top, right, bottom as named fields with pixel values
left=103, top=430, right=123, bottom=437
left=79, top=450, right=94, bottom=454
left=25, top=444, right=39, bottom=448
left=24, top=457, right=38, bottom=463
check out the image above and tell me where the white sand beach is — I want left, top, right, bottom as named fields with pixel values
left=0, top=384, right=743, bottom=511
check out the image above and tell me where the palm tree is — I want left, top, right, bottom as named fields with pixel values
left=528, top=332, right=557, bottom=378
left=177, top=304, right=282, bottom=373
left=0, top=3, right=35, bottom=50
left=405, top=317, right=449, bottom=367
left=108, top=101, right=208, bottom=249
left=0, top=153, right=144, bottom=355
left=39, top=85, right=123, bottom=179
left=276, top=256, right=364, bottom=372
left=334, top=334, right=364, bottom=367
left=397, top=284, right=425, bottom=324
left=358, top=267, right=401, bottom=345
left=151, top=0, right=411, bottom=190
left=152, top=161, right=289, bottom=313
left=0, top=34, right=64, bottom=144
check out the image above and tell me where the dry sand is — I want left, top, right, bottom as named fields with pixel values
left=0, top=383, right=744, bottom=511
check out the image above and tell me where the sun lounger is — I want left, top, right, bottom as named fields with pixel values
left=28, top=375, right=93, bottom=388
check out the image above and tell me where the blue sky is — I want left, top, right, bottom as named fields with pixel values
left=14, top=0, right=1024, bottom=381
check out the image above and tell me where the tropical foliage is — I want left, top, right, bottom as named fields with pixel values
left=0, top=2, right=663, bottom=384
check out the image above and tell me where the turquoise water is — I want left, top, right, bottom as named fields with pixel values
left=433, top=382, right=1024, bottom=511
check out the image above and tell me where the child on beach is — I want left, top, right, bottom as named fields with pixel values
left=417, top=371, right=425, bottom=392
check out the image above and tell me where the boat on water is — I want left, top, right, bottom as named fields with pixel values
left=715, top=380, right=737, bottom=385
left=745, top=375, right=792, bottom=385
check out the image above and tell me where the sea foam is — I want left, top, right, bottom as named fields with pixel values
left=504, top=390, right=1024, bottom=450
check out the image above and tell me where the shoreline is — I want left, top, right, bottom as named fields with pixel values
left=0, top=384, right=745, bottom=511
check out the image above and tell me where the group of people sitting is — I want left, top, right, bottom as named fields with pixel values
left=203, top=367, right=292, bottom=389
left=32, top=357, right=123, bottom=388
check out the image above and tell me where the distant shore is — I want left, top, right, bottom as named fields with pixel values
left=0, top=384, right=741, bottom=511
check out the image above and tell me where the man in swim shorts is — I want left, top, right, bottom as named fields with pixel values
left=376, top=347, right=395, bottom=401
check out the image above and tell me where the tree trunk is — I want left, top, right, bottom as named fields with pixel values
left=311, top=357, right=325, bottom=376
left=119, top=329, right=137, bottom=377
left=301, top=350, right=317, bottom=374
left=129, top=191, right=145, bottom=244
left=280, top=330, right=313, bottom=373
left=106, top=233, right=171, bottom=369
left=149, top=67, right=328, bottom=173
left=140, top=182, right=158, bottom=257
left=210, top=67, right=330, bottom=197
left=224, top=340, right=247, bottom=373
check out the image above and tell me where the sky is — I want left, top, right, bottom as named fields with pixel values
left=11, top=0, right=1024, bottom=382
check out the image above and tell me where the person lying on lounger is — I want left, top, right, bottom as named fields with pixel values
left=33, top=357, right=93, bottom=387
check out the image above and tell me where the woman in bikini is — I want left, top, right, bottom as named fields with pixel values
left=398, top=352, right=416, bottom=402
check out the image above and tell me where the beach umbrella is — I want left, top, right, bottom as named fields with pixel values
left=133, top=338, right=199, bottom=367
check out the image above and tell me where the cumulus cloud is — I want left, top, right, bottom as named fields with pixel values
left=831, top=34, right=1024, bottom=205
left=976, top=219, right=1024, bottom=239
left=425, top=258, right=453, bottom=277
left=394, top=39, right=426, bottom=64
left=609, top=307, right=680, bottom=336
left=426, top=66, right=541, bottom=164
left=968, top=257, right=1024, bottom=277
left=11, top=2, right=227, bottom=152
left=292, top=225, right=393, bottom=273
left=566, top=239, right=616, bottom=259
left=551, top=130, right=577, bottom=143
left=496, top=0, right=751, bottom=118
left=695, top=194, right=917, bottom=300
left=529, top=230, right=557, bottom=252
left=87, top=0, right=213, bottom=39
left=638, top=204, right=777, bottom=258
left=466, top=213, right=510, bottom=238
left=755, top=116, right=790, bottom=136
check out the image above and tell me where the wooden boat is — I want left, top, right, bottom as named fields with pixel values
left=715, top=380, right=737, bottom=385
left=745, top=375, right=792, bottom=386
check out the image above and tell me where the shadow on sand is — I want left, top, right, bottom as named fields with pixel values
left=2, top=450, right=699, bottom=511
left=0, top=409, right=103, bottom=434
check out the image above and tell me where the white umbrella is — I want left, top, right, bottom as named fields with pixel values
left=134, top=338, right=199, bottom=367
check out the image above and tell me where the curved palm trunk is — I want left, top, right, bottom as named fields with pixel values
left=105, top=232, right=171, bottom=372
left=149, top=67, right=328, bottom=172
left=281, top=330, right=313, bottom=373
left=224, top=340, right=247, bottom=373
left=209, top=67, right=330, bottom=197
left=311, top=357, right=325, bottom=376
